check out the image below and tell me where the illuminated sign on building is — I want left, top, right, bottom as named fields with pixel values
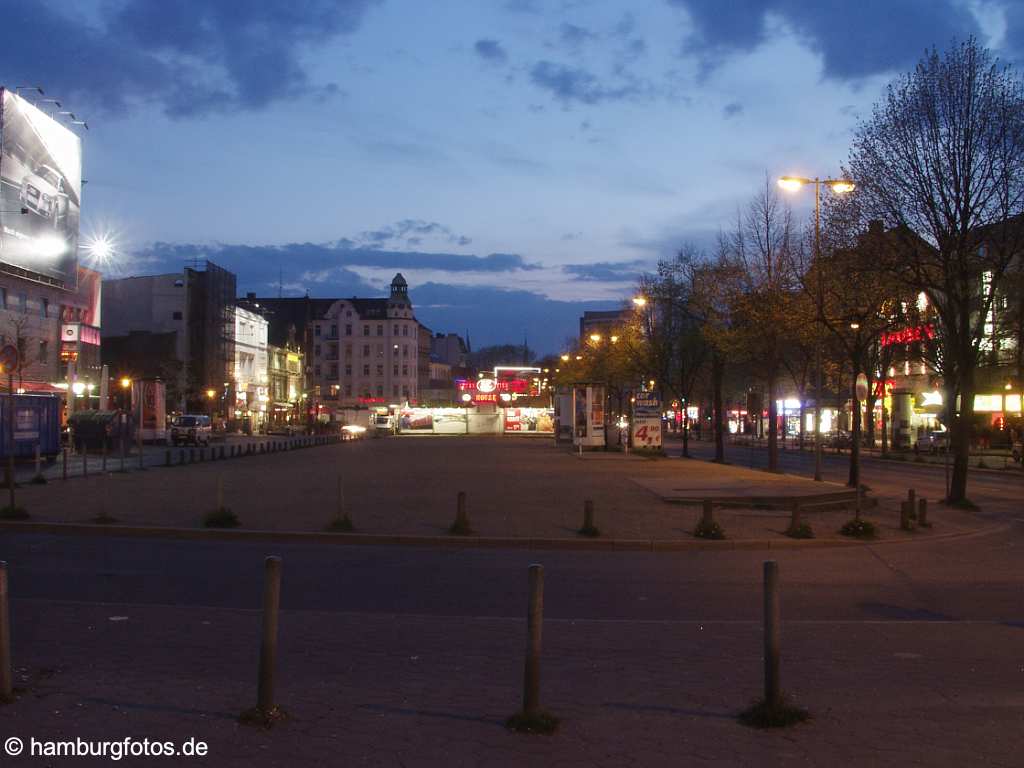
left=880, top=325, right=935, bottom=347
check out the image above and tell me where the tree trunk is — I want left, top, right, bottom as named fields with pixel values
left=880, top=402, right=889, bottom=458
left=682, top=409, right=690, bottom=458
left=798, top=399, right=806, bottom=451
left=949, top=373, right=974, bottom=504
left=848, top=379, right=861, bottom=489
left=767, top=376, right=779, bottom=472
left=712, top=353, right=725, bottom=463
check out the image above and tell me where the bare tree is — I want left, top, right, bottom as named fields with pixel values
left=847, top=38, right=1024, bottom=503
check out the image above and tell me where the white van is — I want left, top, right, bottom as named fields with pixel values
left=168, top=414, right=212, bottom=446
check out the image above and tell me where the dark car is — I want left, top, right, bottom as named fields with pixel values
left=916, top=430, right=949, bottom=454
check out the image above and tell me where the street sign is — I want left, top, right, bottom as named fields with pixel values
left=0, top=344, right=18, bottom=374
left=855, top=373, right=869, bottom=402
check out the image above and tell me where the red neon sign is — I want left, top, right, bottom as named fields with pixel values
left=880, top=325, right=935, bottom=348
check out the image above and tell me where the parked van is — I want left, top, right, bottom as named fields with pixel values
left=168, top=414, right=212, bottom=446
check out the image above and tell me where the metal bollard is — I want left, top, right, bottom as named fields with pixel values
left=457, top=491, right=468, bottom=528
left=179, top=449, right=185, bottom=465
left=522, top=564, right=544, bottom=716
left=257, top=556, right=282, bottom=714
left=166, top=449, right=171, bottom=467
left=583, top=499, right=594, bottom=531
left=763, top=560, right=780, bottom=707
left=702, top=499, right=714, bottom=527
left=788, top=502, right=801, bottom=532
left=0, top=561, right=10, bottom=700
left=82, top=447, right=88, bottom=477
left=62, top=448, right=68, bottom=481
left=102, top=443, right=108, bottom=473
left=908, top=489, right=917, bottom=519
left=918, top=498, right=929, bottom=527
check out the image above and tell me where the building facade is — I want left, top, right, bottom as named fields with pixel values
left=267, top=344, right=304, bottom=429
left=233, top=305, right=269, bottom=432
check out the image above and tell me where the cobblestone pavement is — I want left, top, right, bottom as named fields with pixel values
left=5, top=437, right=1002, bottom=541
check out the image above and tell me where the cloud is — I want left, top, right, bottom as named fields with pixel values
left=352, top=220, right=473, bottom=249
left=722, top=101, right=744, bottom=119
left=0, top=0, right=378, bottom=117
left=666, top=0, right=985, bottom=80
left=474, top=39, right=509, bottom=64
left=560, top=23, right=595, bottom=48
left=529, top=61, right=646, bottom=105
left=128, top=239, right=542, bottom=288
left=563, top=260, right=649, bottom=282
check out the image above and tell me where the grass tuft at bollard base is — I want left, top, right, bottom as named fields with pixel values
left=577, top=523, right=600, bottom=537
left=839, top=518, right=877, bottom=539
left=738, top=696, right=810, bottom=729
left=785, top=521, right=814, bottom=539
left=506, top=709, right=560, bottom=735
left=448, top=518, right=473, bottom=536
left=92, top=513, right=119, bottom=525
left=0, top=505, right=29, bottom=520
left=29, top=475, right=47, bottom=485
left=326, top=514, right=354, bottom=532
left=694, top=519, right=725, bottom=540
left=203, top=507, right=240, bottom=528
left=239, top=705, right=288, bottom=729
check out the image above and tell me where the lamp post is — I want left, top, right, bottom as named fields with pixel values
left=778, top=175, right=855, bottom=482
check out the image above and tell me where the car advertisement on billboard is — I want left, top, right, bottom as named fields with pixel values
left=0, top=88, right=82, bottom=286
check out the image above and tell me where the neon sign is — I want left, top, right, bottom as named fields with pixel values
left=880, top=325, right=935, bottom=347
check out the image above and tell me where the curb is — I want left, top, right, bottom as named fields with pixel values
left=0, top=519, right=1003, bottom=552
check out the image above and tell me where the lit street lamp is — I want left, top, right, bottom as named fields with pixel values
left=778, top=175, right=855, bottom=482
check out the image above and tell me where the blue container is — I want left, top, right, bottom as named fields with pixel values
left=0, top=394, right=63, bottom=460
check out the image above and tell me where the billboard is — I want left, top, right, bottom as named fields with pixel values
left=0, top=88, right=81, bottom=286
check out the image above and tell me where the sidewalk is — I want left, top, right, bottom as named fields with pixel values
left=3, top=600, right=1020, bottom=767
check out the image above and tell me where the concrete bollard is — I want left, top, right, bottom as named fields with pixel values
left=165, top=449, right=171, bottom=467
left=918, top=498, right=929, bottom=527
left=62, top=448, right=68, bottom=481
left=900, top=500, right=915, bottom=531
left=102, top=444, right=107, bottom=473
left=583, top=500, right=595, bottom=531
left=908, top=489, right=917, bottom=519
left=763, top=560, right=780, bottom=707
left=702, top=499, right=714, bottom=528
left=257, top=556, right=282, bottom=715
left=189, top=448, right=195, bottom=464
left=0, top=561, right=10, bottom=701
left=450, top=491, right=471, bottom=535
left=522, top=564, right=544, bottom=716
left=179, top=449, right=185, bottom=465
left=220, top=446, right=225, bottom=460
left=82, top=447, right=88, bottom=477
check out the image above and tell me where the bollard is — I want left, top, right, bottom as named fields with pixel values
left=257, top=556, right=282, bottom=715
left=34, top=444, right=41, bottom=479
left=82, top=447, right=88, bottom=477
left=138, top=439, right=144, bottom=470
left=788, top=502, right=801, bottom=532
left=120, top=437, right=127, bottom=473
left=62, top=448, right=68, bottom=481
left=908, top=489, right=917, bottom=519
left=200, top=448, right=206, bottom=463
left=457, top=491, right=468, bottom=527
left=900, top=500, right=915, bottom=531
left=102, top=443, right=107, bottom=473
left=918, top=498, right=929, bottom=527
left=702, top=499, right=714, bottom=528
left=763, top=560, right=780, bottom=707
left=522, top=564, right=544, bottom=716
left=220, top=446, right=225, bottom=460
left=179, top=449, right=185, bottom=465
left=0, top=561, right=10, bottom=701
left=189, top=448, right=195, bottom=464
left=583, top=500, right=594, bottom=531
left=166, top=449, right=171, bottom=467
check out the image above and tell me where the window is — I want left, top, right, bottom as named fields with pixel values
left=314, top=344, right=321, bottom=357
left=402, top=385, right=409, bottom=397
left=375, top=364, right=383, bottom=376
left=345, top=364, right=352, bottom=375
left=363, top=325, right=370, bottom=336
left=362, top=345, right=370, bottom=357
left=346, top=310, right=352, bottom=318
left=19, top=293, right=27, bottom=313
left=402, top=345, right=408, bottom=358
left=314, top=364, right=322, bottom=376
left=363, top=364, right=370, bottom=376
left=393, top=385, right=399, bottom=396
left=330, top=324, right=338, bottom=338
left=315, top=325, right=321, bottom=337
left=41, top=298, right=49, bottom=318
left=344, top=384, right=352, bottom=396
left=345, top=324, right=352, bottom=336
left=403, top=325, right=409, bottom=337
left=345, top=344, right=352, bottom=358
left=377, top=324, right=384, bottom=336
left=402, top=365, right=408, bottom=376
left=172, top=311, right=183, bottom=320
left=393, top=325, right=399, bottom=336
left=38, top=340, right=48, bottom=362
left=329, top=364, right=338, bottom=380
left=377, top=344, right=384, bottom=358
left=393, top=365, right=399, bottom=376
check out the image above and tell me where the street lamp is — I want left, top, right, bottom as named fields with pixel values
left=778, top=174, right=855, bottom=481
left=589, top=333, right=602, bottom=343
left=632, top=296, right=647, bottom=307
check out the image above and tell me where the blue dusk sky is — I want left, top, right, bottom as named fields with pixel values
left=3, top=0, right=1023, bottom=353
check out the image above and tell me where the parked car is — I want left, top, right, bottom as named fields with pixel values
left=824, top=430, right=851, bottom=448
left=266, top=423, right=301, bottom=436
left=916, top=430, right=949, bottom=454
left=168, top=414, right=212, bottom=446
